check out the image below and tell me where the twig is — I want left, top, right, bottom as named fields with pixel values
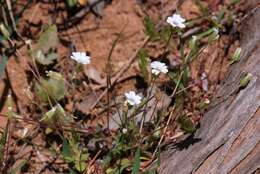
left=170, top=71, right=184, bottom=98
left=93, top=73, right=138, bottom=90
left=174, top=78, right=202, bottom=95
left=181, top=26, right=202, bottom=39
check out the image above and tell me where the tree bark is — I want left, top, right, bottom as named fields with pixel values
left=159, top=2, right=260, bottom=174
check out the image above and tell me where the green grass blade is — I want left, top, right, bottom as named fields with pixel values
left=131, top=148, right=141, bottom=174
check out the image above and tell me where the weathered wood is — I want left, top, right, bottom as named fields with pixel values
left=160, top=3, right=260, bottom=174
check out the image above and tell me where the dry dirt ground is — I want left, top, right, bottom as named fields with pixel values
left=0, top=0, right=243, bottom=173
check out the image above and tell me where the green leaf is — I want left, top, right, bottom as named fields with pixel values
left=207, top=28, right=219, bottom=43
left=34, top=50, right=57, bottom=65
left=75, top=158, right=87, bottom=172
left=36, top=72, right=66, bottom=104
left=230, top=47, right=241, bottom=65
left=31, top=24, right=59, bottom=65
left=0, top=54, right=8, bottom=78
left=144, top=16, right=159, bottom=40
left=37, top=24, right=58, bottom=53
left=35, top=80, right=49, bottom=104
left=62, top=137, right=89, bottom=173
left=41, top=103, right=68, bottom=125
left=178, top=115, right=196, bottom=133
left=182, top=66, right=190, bottom=86
left=74, top=148, right=88, bottom=172
left=46, top=70, right=64, bottom=80
left=187, top=36, right=198, bottom=61
left=131, top=148, right=141, bottom=174
left=62, top=139, right=74, bottom=162
left=106, top=168, right=115, bottom=174
left=42, top=107, right=56, bottom=123
left=121, top=158, right=131, bottom=169
left=196, top=28, right=216, bottom=39
left=239, top=73, right=252, bottom=88
left=138, top=48, right=149, bottom=82
left=46, top=52, right=59, bottom=61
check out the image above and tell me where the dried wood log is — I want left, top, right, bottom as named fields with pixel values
left=159, top=3, right=260, bottom=174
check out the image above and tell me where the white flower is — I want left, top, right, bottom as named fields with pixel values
left=71, top=52, right=91, bottom=64
left=151, top=61, right=168, bottom=75
left=124, top=91, right=142, bottom=106
left=166, top=14, right=186, bottom=28
left=122, top=128, right=128, bottom=134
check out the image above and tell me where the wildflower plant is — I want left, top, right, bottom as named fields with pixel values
left=2, top=1, right=237, bottom=173
left=103, top=11, right=206, bottom=173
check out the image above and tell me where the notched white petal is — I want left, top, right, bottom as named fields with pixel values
left=71, top=52, right=91, bottom=64
left=166, top=14, right=186, bottom=29
left=151, top=61, right=168, bottom=75
left=124, top=91, right=142, bottom=106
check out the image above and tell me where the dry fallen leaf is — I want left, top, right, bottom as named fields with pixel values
left=76, top=91, right=102, bottom=114
left=84, top=65, right=105, bottom=85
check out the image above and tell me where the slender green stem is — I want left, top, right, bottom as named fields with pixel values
left=106, top=24, right=127, bottom=130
